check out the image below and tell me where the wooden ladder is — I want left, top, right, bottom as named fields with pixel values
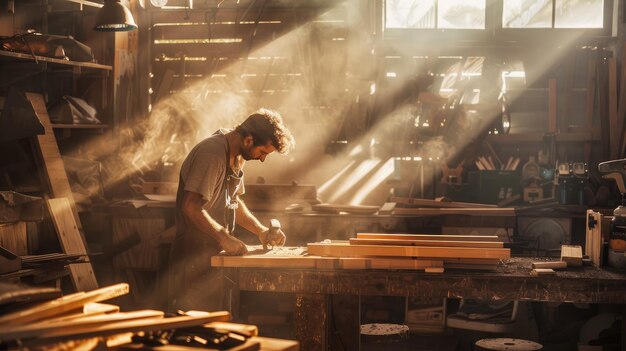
left=27, top=92, right=98, bottom=291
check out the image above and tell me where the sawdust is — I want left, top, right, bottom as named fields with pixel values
left=245, top=245, right=306, bottom=256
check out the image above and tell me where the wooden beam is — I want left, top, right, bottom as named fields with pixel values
left=609, top=58, right=619, bottom=159
left=28, top=93, right=84, bottom=233
left=617, top=43, right=626, bottom=158
left=548, top=78, right=558, bottom=133
left=531, top=261, right=567, bottom=269
left=356, top=233, right=501, bottom=242
left=585, top=210, right=604, bottom=267
left=47, top=198, right=98, bottom=291
left=349, top=238, right=503, bottom=248
left=585, top=59, right=597, bottom=163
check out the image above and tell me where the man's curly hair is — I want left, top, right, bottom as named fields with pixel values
left=235, top=108, right=295, bottom=154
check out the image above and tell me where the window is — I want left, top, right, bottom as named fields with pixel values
left=503, top=0, right=604, bottom=28
left=385, top=0, right=485, bottom=29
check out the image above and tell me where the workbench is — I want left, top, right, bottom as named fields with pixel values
left=215, top=257, right=626, bottom=351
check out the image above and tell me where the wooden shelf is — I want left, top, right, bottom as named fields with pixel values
left=52, top=124, right=108, bottom=129
left=65, top=0, right=103, bottom=8
left=0, top=50, right=112, bottom=70
left=485, top=132, right=600, bottom=144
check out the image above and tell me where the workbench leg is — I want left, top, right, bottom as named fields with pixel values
left=622, top=304, right=626, bottom=351
left=223, top=268, right=240, bottom=320
left=328, top=294, right=360, bottom=351
left=295, top=293, right=328, bottom=351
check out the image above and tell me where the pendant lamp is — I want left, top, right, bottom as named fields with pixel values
left=94, top=0, right=138, bottom=32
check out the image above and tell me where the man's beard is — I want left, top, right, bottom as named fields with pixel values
left=241, top=145, right=255, bottom=161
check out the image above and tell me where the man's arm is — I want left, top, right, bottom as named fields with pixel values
left=181, top=190, right=247, bottom=255
left=235, top=198, right=286, bottom=247
left=234, top=197, right=267, bottom=236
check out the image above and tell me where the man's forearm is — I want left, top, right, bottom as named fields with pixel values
left=185, top=207, right=230, bottom=242
left=235, top=198, right=267, bottom=236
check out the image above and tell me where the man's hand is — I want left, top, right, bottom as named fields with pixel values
left=259, top=227, right=286, bottom=249
left=219, top=234, right=248, bottom=256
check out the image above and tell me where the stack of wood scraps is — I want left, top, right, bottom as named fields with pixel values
left=529, top=245, right=584, bottom=276
left=0, top=282, right=242, bottom=350
left=307, top=233, right=510, bottom=272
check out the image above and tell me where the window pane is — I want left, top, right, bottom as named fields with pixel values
left=555, top=0, right=603, bottom=28
left=503, top=0, right=552, bottom=28
left=385, top=0, right=436, bottom=29
left=438, top=0, right=485, bottom=29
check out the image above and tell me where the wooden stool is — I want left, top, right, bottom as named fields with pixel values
left=475, top=338, right=542, bottom=351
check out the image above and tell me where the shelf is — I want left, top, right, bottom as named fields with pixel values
left=65, top=0, right=103, bottom=8
left=52, top=123, right=108, bottom=129
left=485, top=132, right=600, bottom=144
left=0, top=50, right=112, bottom=70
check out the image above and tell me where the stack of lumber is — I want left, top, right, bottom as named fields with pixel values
left=0, top=282, right=243, bottom=350
left=307, top=233, right=511, bottom=272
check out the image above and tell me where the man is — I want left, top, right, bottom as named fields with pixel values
left=169, top=108, right=295, bottom=312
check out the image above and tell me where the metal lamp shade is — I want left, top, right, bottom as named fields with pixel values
left=94, top=0, right=138, bottom=32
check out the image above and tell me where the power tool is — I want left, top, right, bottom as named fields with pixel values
left=598, top=159, right=626, bottom=268
left=263, top=219, right=282, bottom=250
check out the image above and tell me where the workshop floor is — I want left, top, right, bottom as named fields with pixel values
left=361, top=333, right=459, bottom=351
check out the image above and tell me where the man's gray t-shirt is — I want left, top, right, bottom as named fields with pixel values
left=175, top=130, right=243, bottom=244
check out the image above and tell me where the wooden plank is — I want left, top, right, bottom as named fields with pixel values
left=357, top=233, right=501, bottom=242
left=390, top=197, right=496, bottom=208
left=561, top=54, right=574, bottom=134
left=0, top=310, right=164, bottom=340
left=307, top=242, right=510, bottom=260
left=561, top=245, right=583, bottom=267
left=44, top=302, right=120, bottom=323
left=150, top=8, right=306, bottom=24
left=531, top=261, right=567, bottom=269
left=349, top=238, right=503, bottom=248
left=311, top=203, right=380, bottom=214
left=47, top=198, right=98, bottom=291
left=598, top=58, right=611, bottom=159
left=0, top=222, right=27, bottom=255
left=21, top=313, right=231, bottom=347
left=609, top=58, right=619, bottom=159
left=615, top=46, right=626, bottom=137
left=392, top=207, right=515, bottom=217
left=0, top=283, right=129, bottom=326
left=585, top=59, right=597, bottom=162
left=530, top=268, right=556, bottom=276
left=28, top=93, right=82, bottom=232
left=152, top=23, right=279, bottom=41
left=548, top=78, right=557, bottom=133
left=585, top=210, right=603, bottom=267
left=211, top=247, right=497, bottom=270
